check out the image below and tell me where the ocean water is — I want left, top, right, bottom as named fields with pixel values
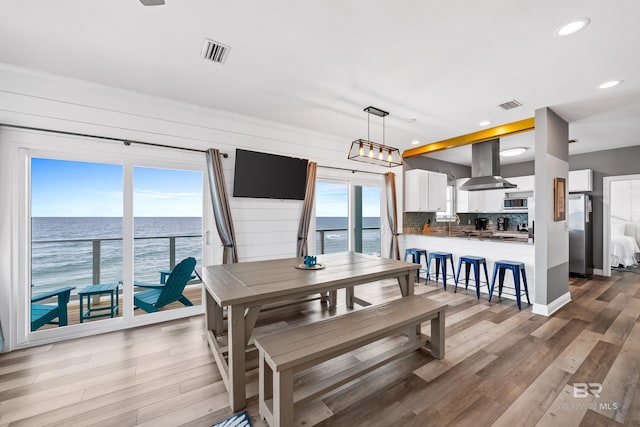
left=31, top=216, right=381, bottom=292
left=316, top=217, right=381, bottom=256
left=31, top=217, right=203, bottom=292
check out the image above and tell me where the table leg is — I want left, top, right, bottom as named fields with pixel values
left=430, top=309, right=446, bottom=359
left=206, top=291, right=224, bottom=337
left=79, top=295, right=84, bottom=323
left=397, top=272, right=415, bottom=297
left=228, top=304, right=247, bottom=411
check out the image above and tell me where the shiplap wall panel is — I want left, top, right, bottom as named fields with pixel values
left=0, top=65, right=397, bottom=266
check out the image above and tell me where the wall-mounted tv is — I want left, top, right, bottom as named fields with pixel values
left=233, top=149, right=308, bottom=200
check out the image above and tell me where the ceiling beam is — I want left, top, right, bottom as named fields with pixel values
left=402, top=117, right=535, bottom=158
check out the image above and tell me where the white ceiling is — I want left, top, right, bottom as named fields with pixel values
left=1, top=0, right=639, bottom=166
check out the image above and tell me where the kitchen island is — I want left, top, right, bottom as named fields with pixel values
left=401, top=232, right=535, bottom=303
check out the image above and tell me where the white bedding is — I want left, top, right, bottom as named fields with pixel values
left=611, top=235, right=640, bottom=267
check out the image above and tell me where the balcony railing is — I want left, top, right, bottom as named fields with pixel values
left=316, top=227, right=380, bottom=255
left=31, top=234, right=202, bottom=289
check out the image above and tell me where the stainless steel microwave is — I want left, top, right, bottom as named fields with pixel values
left=503, top=197, right=528, bottom=210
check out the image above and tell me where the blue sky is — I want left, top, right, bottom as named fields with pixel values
left=31, top=158, right=203, bottom=217
left=315, top=182, right=380, bottom=217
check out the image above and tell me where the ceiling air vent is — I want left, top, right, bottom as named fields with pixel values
left=201, top=39, right=230, bottom=64
left=498, top=99, right=523, bottom=110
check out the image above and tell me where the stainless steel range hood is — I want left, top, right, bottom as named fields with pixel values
left=458, top=139, right=516, bottom=191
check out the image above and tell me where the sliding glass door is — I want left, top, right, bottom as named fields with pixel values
left=18, top=136, right=208, bottom=344
left=315, top=179, right=383, bottom=256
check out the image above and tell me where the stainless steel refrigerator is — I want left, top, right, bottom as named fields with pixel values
left=568, top=193, right=593, bottom=276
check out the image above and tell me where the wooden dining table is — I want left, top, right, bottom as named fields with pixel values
left=197, top=251, right=419, bottom=411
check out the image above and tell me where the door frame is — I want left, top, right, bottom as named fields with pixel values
left=314, top=168, right=387, bottom=257
left=602, top=173, right=640, bottom=276
left=5, top=128, right=214, bottom=350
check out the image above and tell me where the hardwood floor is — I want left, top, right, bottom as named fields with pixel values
left=3, top=271, right=640, bottom=426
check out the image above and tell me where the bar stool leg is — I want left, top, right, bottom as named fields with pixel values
left=473, top=262, right=481, bottom=299
left=455, top=258, right=463, bottom=293
left=464, top=262, right=471, bottom=289
left=426, top=257, right=432, bottom=284
left=498, top=268, right=506, bottom=298
left=489, top=264, right=498, bottom=302
left=448, top=255, right=457, bottom=288
left=521, top=266, right=531, bottom=305
left=441, top=258, right=447, bottom=291
left=435, top=258, right=441, bottom=283
left=512, top=267, right=522, bottom=310
left=482, top=262, right=490, bottom=295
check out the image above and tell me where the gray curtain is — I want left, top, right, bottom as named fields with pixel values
left=385, top=172, right=400, bottom=260
left=206, top=148, right=238, bottom=264
left=296, top=162, right=317, bottom=256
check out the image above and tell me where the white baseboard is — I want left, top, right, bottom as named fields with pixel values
left=532, top=292, right=571, bottom=316
left=593, top=268, right=604, bottom=276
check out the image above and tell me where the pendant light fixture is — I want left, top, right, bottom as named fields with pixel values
left=348, top=106, right=402, bottom=167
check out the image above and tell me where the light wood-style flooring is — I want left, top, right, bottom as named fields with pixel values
left=3, top=271, right=640, bottom=426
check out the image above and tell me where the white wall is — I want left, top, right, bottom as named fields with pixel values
left=0, top=63, right=401, bottom=350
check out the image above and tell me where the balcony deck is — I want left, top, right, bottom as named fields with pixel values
left=37, top=285, right=203, bottom=329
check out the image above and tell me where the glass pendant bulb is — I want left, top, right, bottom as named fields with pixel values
left=368, top=144, right=374, bottom=158
left=388, top=149, right=393, bottom=162
left=358, top=141, right=364, bottom=156
left=378, top=147, right=384, bottom=160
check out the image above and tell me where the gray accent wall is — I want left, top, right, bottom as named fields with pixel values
left=569, top=145, right=640, bottom=269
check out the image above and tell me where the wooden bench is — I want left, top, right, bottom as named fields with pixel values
left=254, top=295, right=447, bottom=427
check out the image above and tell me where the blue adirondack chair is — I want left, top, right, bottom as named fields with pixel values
left=134, top=257, right=196, bottom=312
left=31, top=286, right=76, bottom=331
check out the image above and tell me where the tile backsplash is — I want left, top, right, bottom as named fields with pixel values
left=403, top=211, right=528, bottom=232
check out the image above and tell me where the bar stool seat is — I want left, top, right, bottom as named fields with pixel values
left=489, top=260, right=530, bottom=310
left=427, top=251, right=456, bottom=291
left=455, top=255, right=490, bottom=299
left=404, top=248, right=427, bottom=282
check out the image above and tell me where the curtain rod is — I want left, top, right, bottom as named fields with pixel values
left=0, top=123, right=229, bottom=158
left=318, top=164, right=391, bottom=176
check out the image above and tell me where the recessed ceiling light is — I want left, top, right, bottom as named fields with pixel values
left=478, top=120, right=492, bottom=126
left=411, top=140, right=420, bottom=145
left=500, top=148, right=527, bottom=157
left=555, top=18, right=590, bottom=37
left=598, top=80, right=623, bottom=89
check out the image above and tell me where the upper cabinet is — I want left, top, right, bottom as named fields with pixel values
left=507, top=175, right=534, bottom=192
left=569, top=169, right=593, bottom=193
left=404, top=169, right=447, bottom=212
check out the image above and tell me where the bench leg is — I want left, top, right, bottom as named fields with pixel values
left=430, top=309, right=445, bottom=359
left=259, top=351, right=273, bottom=422
left=274, top=368, right=294, bottom=427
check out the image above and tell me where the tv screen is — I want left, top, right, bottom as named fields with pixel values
left=233, top=149, right=308, bottom=200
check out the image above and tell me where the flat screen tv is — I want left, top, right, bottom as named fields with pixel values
left=233, top=149, right=308, bottom=200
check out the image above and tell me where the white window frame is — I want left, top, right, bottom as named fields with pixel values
left=313, top=169, right=387, bottom=257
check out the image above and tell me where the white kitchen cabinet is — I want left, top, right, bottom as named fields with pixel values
left=456, top=179, right=508, bottom=213
left=405, top=169, right=447, bottom=212
left=468, top=191, right=485, bottom=212
left=507, top=175, right=534, bottom=192
left=428, top=171, right=447, bottom=212
left=569, top=169, right=593, bottom=192
left=456, top=178, right=470, bottom=213
left=484, top=189, right=506, bottom=212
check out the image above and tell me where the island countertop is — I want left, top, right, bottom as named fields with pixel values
left=401, top=230, right=534, bottom=245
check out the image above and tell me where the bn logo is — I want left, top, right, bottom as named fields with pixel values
left=573, top=383, right=602, bottom=398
